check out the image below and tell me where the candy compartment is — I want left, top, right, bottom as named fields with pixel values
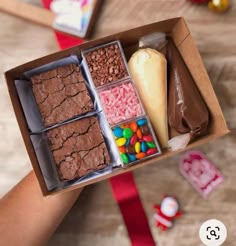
left=97, top=79, right=144, bottom=125
left=112, top=116, right=162, bottom=166
left=81, top=40, right=130, bottom=88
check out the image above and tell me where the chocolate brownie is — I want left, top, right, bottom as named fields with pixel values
left=84, top=42, right=128, bottom=87
left=47, top=116, right=111, bottom=181
left=31, top=64, right=93, bottom=126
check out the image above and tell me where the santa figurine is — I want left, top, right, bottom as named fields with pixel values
left=153, top=195, right=182, bottom=231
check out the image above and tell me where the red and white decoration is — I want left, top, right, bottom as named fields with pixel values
left=154, top=196, right=182, bottom=231
left=180, top=151, right=224, bottom=198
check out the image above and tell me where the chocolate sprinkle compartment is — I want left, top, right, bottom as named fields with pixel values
left=82, top=41, right=129, bottom=88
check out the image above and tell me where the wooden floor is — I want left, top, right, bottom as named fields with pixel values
left=0, top=0, right=236, bottom=245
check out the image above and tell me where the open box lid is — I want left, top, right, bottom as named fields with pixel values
left=5, top=17, right=230, bottom=196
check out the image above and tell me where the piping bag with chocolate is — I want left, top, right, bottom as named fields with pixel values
left=167, top=38, right=209, bottom=150
left=128, top=33, right=168, bottom=148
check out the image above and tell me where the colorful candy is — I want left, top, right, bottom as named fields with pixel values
left=136, top=129, right=143, bottom=139
left=140, top=125, right=150, bottom=135
left=136, top=152, right=146, bottom=159
left=121, top=153, right=129, bottom=164
left=113, top=127, right=123, bottom=138
left=130, top=134, right=138, bottom=145
left=128, top=154, right=136, bottom=162
left=143, top=135, right=153, bottom=142
left=112, top=118, right=159, bottom=164
left=116, top=138, right=126, bottom=147
left=125, top=138, right=130, bottom=146
left=130, top=121, right=138, bottom=132
left=126, top=145, right=136, bottom=154
left=135, top=142, right=141, bottom=153
left=123, top=128, right=133, bottom=138
left=147, top=142, right=156, bottom=148
left=119, top=146, right=126, bottom=153
left=137, top=118, right=147, bottom=126
left=146, top=148, right=157, bottom=156
left=141, top=142, right=148, bottom=152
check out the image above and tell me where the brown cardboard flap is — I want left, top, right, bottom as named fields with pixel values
left=171, top=17, right=190, bottom=47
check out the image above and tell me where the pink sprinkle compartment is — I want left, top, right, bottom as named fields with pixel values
left=97, top=79, right=145, bottom=126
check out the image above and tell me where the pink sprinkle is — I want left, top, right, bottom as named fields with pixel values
left=99, top=81, right=143, bottom=124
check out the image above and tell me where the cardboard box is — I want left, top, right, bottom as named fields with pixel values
left=5, top=17, right=229, bottom=196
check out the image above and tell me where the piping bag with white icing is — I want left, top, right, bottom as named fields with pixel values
left=167, top=38, right=209, bottom=150
left=128, top=33, right=168, bottom=148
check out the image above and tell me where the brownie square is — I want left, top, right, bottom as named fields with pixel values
left=84, top=42, right=129, bottom=87
left=31, top=64, right=94, bottom=127
left=47, top=116, right=111, bottom=181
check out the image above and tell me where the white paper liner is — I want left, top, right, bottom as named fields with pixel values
left=15, top=79, right=44, bottom=133
left=80, top=58, right=103, bottom=112
left=97, top=111, right=122, bottom=167
left=24, top=55, right=80, bottom=79
left=30, top=133, right=62, bottom=191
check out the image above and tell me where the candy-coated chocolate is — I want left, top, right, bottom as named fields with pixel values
left=146, top=148, right=157, bottom=155
left=141, top=142, right=148, bottom=152
left=119, top=146, right=126, bottom=154
left=143, top=135, right=153, bottom=142
left=121, top=153, right=129, bottom=164
left=126, top=145, right=136, bottom=154
left=113, top=127, right=123, bottom=138
left=137, top=129, right=143, bottom=139
left=140, top=125, right=150, bottom=135
left=128, top=154, right=136, bottom=162
left=137, top=118, right=147, bottom=126
left=135, top=142, right=141, bottom=153
left=136, top=152, right=146, bottom=159
left=113, top=118, right=159, bottom=164
left=147, top=142, right=156, bottom=148
left=116, top=138, right=127, bottom=147
left=125, top=138, right=130, bottom=146
left=122, top=124, right=130, bottom=129
left=130, top=134, right=138, bottom=145
left=123, top=128, right=133, bottom=139
left=130, top=121, right=138, bottom=132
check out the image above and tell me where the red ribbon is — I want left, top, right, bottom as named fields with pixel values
left=41, top=1, right=155, bottom=245
left=110, top=172, right=155, bottom=246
